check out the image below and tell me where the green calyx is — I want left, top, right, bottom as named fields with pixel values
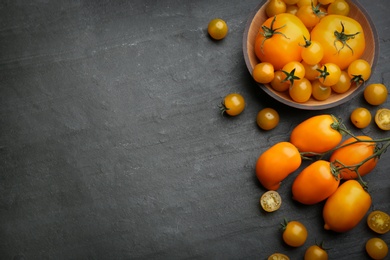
left=334, top=22, right=360, bottom=54
left=259, top=16, right=289, bottom=53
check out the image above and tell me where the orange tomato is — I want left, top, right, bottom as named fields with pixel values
left=292, top=160, right=340, bottom=205
left=330, top=136, right=378, bottom=179
left=323, top=180, right=371, bottom=232
left=255, top=13, right=310, bottom=70
left=256, top=142, right=302, bottom=190
left=290, top=115, right=343, bottom=154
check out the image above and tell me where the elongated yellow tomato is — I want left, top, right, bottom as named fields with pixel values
left=323, top=180, right=371, bottom=232
left=292, top=160, right=340, bottom=205
left=290, top=115, right=343, bottom=154
left=311, top=15, right=365, bottom=70
left=256, top=142, right=301, bottom=190
left=255, top=13, right=310, bottom=70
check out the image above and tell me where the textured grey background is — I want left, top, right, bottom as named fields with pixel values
left=0, top=0, right=389, bottom=259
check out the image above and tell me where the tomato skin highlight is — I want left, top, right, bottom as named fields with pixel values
left=311, top=15, right=365, bottom=70
left=323, top=180, right=372, bottom=232
left=292, top=160, right=340, bottom=205
left=255, top=13, right=310, bottom=70
left=330, top=136, right=377, bottom=179
left=290, top=115, right=342, bottom=154
left=256, top=142, right=301, bottom=190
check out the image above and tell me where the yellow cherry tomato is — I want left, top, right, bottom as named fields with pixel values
left=289, top=78, right=312, bottom=103
left=350, top=107, right=372, bottom=129
left=331, top=70, right=352, bottom=93
left=364, top=83, right=388, bottom=105
left=375, top=108, right=390, bottom=130
left=301, top=39, right=324, bottom=66
left=257, top=108, right=280, bottom=130
left=260, top=190, right=282, bottom=212
left=208, top=18, right=228, bottom=40
left=367, top=210, right=390, bottom=234
left=312, top=80, right=332, bottom=101
left=327, top=0, right=350, bottom=16
left=348, top=59, right=372, bottom=85
left=318, top=63, right=341, bottom=87
left=366, top=238, right=388, bottom=260
left=282, top=220, right=308, bottom=247
left=266, top=0, right=287, bottom=17
left=253, top=62, right=275, bottom=84
left=271, top=71, right=291, bottom=92
left=220, top=93, right=245, bottom=116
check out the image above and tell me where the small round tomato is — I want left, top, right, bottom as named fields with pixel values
left=290, top=114, right=343, bottom=154
left=255, top=13, right=310, bottom=70
left=271, top=70, right=291, bottom=92
left=301, top=39, right=324, bottom=66
left=331, top=70, right=351, bottom=93
left=266, top=0, right=287, bottom=17
left=208, top=18, right=228, bottom=40
left=318, top=0, right=335, bottom=4
left=323, top=180, right=372, bottom=232
left=364, top=83, right=388, bottom=105
left=350, top=107, right=372, bottom=128
left=312, top=80, right=332, bottom=101
left=220, top=93, right=245, bottom=116
left=268, top=253, right=290, bottom=260
left=297, top=0, right=318, bottom=8
left=330, top=136, right=378, bottom=179
left=302, top=61, right=320, bottom=81
left=292, top=160, right=340, bottom=205
left=282, top=220, right=308, bottom=247
left=286, top=5, right=299, bottom=15
left=296, top=4, right=325, bottom=29
left=304, top=245, right=328, bottom=260
left=289, top=78, right=312, bottom=103
left=256, top=142, right=302, bottom=190
left=348, top=59, right=371, bottom=85
left=311, top=15, right=366, bottom=70
left=375, top=109, right=390, bottom=130
left=282, top=61, right=306, bottom=85
left=327, top=0, right=350, bottom=16
left=257, top=108, right=280, bottom=130
left=366, top=238, right=388, bottom=260
left=317, top=63, right=341, bottom=87
left=260, top=190, right=282, bottom=212
left=367, top=211, right=390, bottom=235
left=253, top=62, right=275, bottom=84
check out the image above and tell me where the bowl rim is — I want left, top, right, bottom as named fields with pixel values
left=242, top=0, right=379, bottom=110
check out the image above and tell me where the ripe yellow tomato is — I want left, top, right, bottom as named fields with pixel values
left=266, top=0, right=287, bottom=17
left=375, top=108, right=390, bottom=130
left=311, top=80, right=332, bottom=101
left=220, top=93, right=245, bottom=116
left=260, top=190, right=282, bottom=212
left=367, top=210, right=390, bottom=234
left=348, top=59, right=372, bottom=85
left=318, top=63, right=341, bottom=87
left=366, top=238, right=388, bottom=260
left=350, top=107, right=372, bottom=129
left=289, top=78, right=312, bottom=103
left=301, top=40, right=324, bottom=66
left=253, top=62, right=275, bottom=84
left=282, top=220, right=308, bottom=247
left=323, top=180, right=372, bottom=232
left=311, top=15, right=365, bottom=70
left=271, top=70, right=291, bottom=92
left=328, top=0, right=350, bottom=16
left=208, top=18, right=228, bottom=40
left=255, top=13, right=310, bottom=70
left=364, top=83, right=388, bottom=105
left=304, top=245, right=328, bottom=260
left=256, top=108, right=280, bottom=130
left=331, top=70, right=351, bottom=93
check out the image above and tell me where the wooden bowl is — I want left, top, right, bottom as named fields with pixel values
left=243, top=0, right=378, bottom=110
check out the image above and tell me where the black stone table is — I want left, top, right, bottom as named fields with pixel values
left=1, top=0, right=389, bottom=259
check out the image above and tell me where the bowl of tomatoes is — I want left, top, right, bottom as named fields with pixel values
left=243, top=0, right=378, bottom=110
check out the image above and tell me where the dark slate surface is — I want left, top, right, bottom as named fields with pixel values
left=0, top=0, right=389, bottom=259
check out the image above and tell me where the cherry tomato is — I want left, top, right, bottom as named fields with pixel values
left=255, top=13, right=310, bottom=70
left=301, top=39, right=324, bottom=66
left=311, top=15, right=366, bottom=70
left=330, top=136, right=378, bottom=179
left=253, top=62, right=275, bottom=84
left=290, top=114, right=343, bottom=154
left=347, top=59, right=371, bottom=85
left=296, top=4, right=325, bottom=29
left=268, top=253, right=290, bottom=260
left=366, top=238, right=388, bottom=260
left=260, top=190, right=282, bottom=212
left=350, top=107, right=372, bottom=128
left=375, top=109, right=390, bottom=130
left=304, top=245, right=328, bottom=260
left=282, top=61, right=306, bottom=85
left=318, top=0, right=335, bottom=4
left=292, top=160, right=340, bottom=205
left=327, top=0, right=350, bottom=16
left=367, top=211, right=390, bottom=234
left=282, top=220, right=308, bottom=247
left=266, top=0, right=287, bottom=17
left=271, top=70, right=291, bottom=92
left=220, top=93, right=245, bottom=116
left=297, top=0, right=318, bottom=8
left=289, top=78, right=312, bottom=103
left=364, top=83, right=388, bottom=106
left=256, top=142, right=302, bottom=190
left=257, top=108, right=280, bottom=130
left=286, top=5, right=299, bottom=15
left=331, top=70, right=351, bottom=94
left=323, top=180, right=372, bottom=232
left=208, top=18, right=228, bottom=40
left=317, top=63, right=341, bottom=87
left=302, top=61, right=320, bottom=81
left=312, top=80, right=332, bottom=101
